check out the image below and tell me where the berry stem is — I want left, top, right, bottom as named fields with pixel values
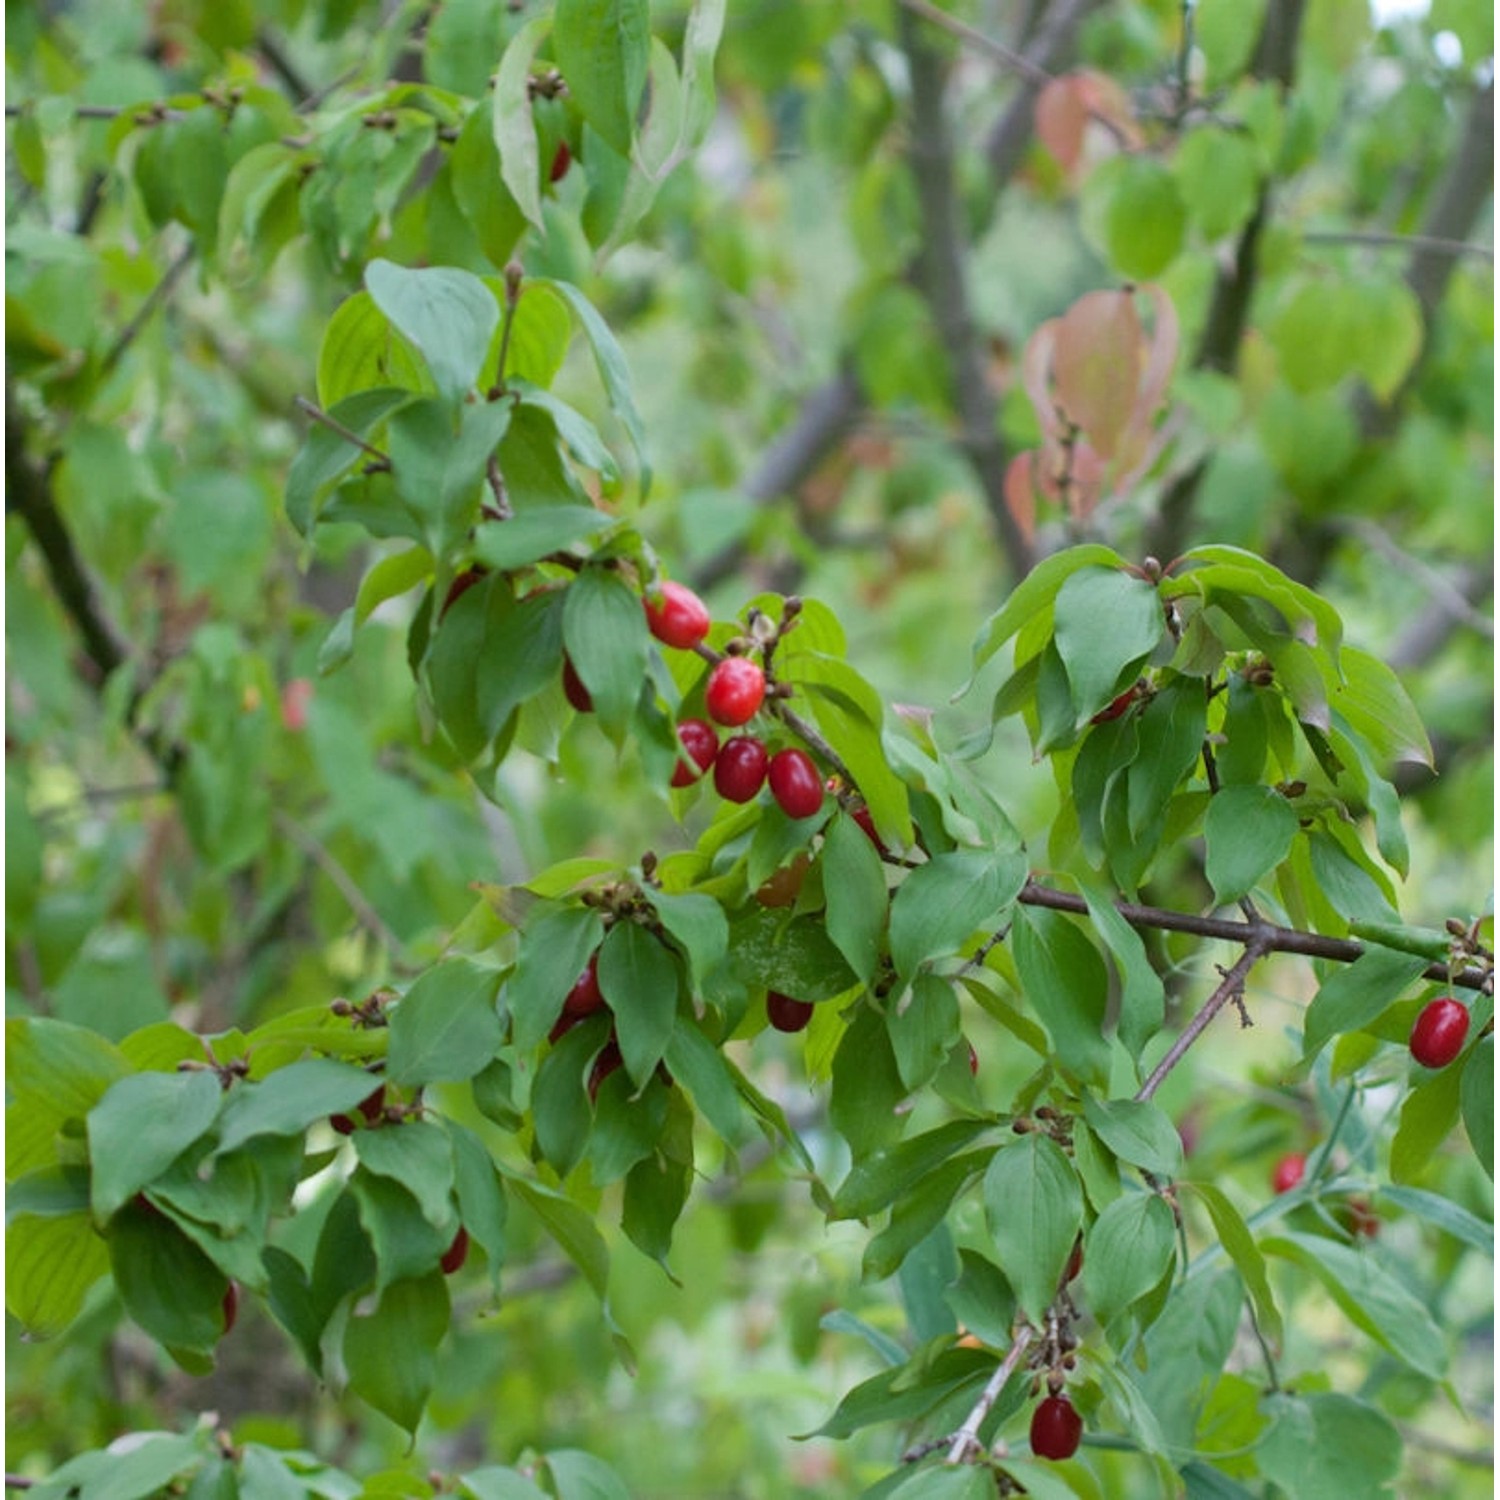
left=944, top=1323, right=1037, bottom=1465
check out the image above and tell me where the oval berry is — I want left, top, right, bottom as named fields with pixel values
left=563, top=956, right=606, bottom=1019
left=441, top=565, right=489, bottom=619
left=768, top=748, right=823, bottom=819
left=549, top=141, right=572, bottom=182
left=645, top=580, right=712, bottom=650
left=1270, top=1151, right=1305, bottom=1194
left=704, top=657, right=765, bottom=726
left=672, top=718, right=719, bottom=787
left=331, top=1085, right=386, bottom=1135
left=588, top=1037, right=624, bottom=1102
left=714, top=735, right=768, bottom=802
left=766, top=991, right=814, bottom=1033
left=1089, top=681, right=1141, bottom=724
left=1409, top=996, right=1469, bottom=1068
left=1030, top=1394, right=1083, bottom=1461
left=440, top=1227, right=469, bottom=1275
left=851, top=803, right=888, bottom=856
left=221, top=1282, right=239, bottom=1336
left=562, top=656, right=593, bottom=713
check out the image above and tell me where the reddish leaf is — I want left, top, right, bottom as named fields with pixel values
left=1004, top=452, right=1039, bottom=545
left=1035, top=75, right=1090, bottom=176
left=1052, top=289, right=1144, bottom=460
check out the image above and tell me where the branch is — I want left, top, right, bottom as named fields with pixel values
left=1135, top=941, right=1269, bottom=1101
left=100, top=241, right=196, bottom=377
left=897, top=3, right=1035, bottom=579
left=944, top=1324, right=1037, bottom=1464
left=897, top=0, right=1052, bottom=87
left=255, top=26, right=317, bottom=103
left=292, top=394, right=392, bottom=467
left=272, top=810, right=404, bottom=955
left=1303, top=228, right=1494, bottom=263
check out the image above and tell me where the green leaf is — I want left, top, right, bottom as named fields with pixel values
left=864, top=1152, right=991, bottom=1281
left=461, top=1468, right=550, bottom=1500
left=546, top=1450, right=634, bottom=1500
left=621, top=1097, right=693, bottom=1273
left=830, top=1004, right=909, bottom=1161
left=1124, top=676, right=1208, bottom=842
left=388, top=397, right=511, bottom=557
left=1175, top=127, right=1261, bottom=240
left=316, top=293, right=431, bottom=409
left=1391, top=1060, right=1462, bottom=1185
left=491, top=16, right=550, bottom=231
left=664, top=1022, right=747, bottom=1146
left=727, top=908, right=860, bottom=1002
left=1082, top=1190, right=1176, bottom=1326
left=472, top=507, right=616, bottom=572
left=446, top=1121, right=510, bottom=1277
left=1203, top=784, right=1299, bottom=904
left=553, top=0, right=650, bottom=158
left=598, top=920, right=681, bottom=1088
left=888, top=848, right=1027, bottom=981
left=1103, top=156, right=1186, bottom=279
left=87, top=1070, right=224, bottom=1222
left=108, top=1199, right=230, bottom=1354
left=5, top=1212, right=110, bottom=1340
left=831, top=1119, right=992, bottom=1221
left=1011, top=905, right=1111, bottom=1088
left=888, top=974, right=962, bottom=1094
left=1080, top=881, right=1165, bottom=1060
left=354, top=1122, right=457, bottom=1230
left=1257, top=1392, right=1401, bottom=1500
left=647, top=889, right=729, bottom=990
left=1081, top=1097, right=1183, bottom=1178
left=506, top=903, right=606, bottom=1054
left=563, top=564, right=653, bottom=735
left=343, top=1272, right=450, bottom=1437
left=473, top=584, right=567, bottom=738
left=1319, top=644, right=1434, bottom=771
left=1260, top=1231, right=1447, bottom=1378
left=451, top=104, right=526, bottom=268
left=533, top=1017, right=607, bottom=1177
left=6, top=1016, right=131, bottom=1120
left=982, top=1134, right=1083, bottom=1324
left=803, top=1349, right=992, bottom=1439
left=1461, top=1035, right=1493, bottom=1178
left=543, top=279, right=652, bottom=493
left=822, top=810, right=889, bottom=985
left=29, top=1435, right=205, bottom=1500
left=386, top=959, right=504, bottom=1086
left=349, top=1169, right=453, bottom=1289
left=1301, top=947, right=1428, bottom=1062
left=1183, top=1181, right=1282, bottom=1347
left=1052, top=567, right=1165, bottom=720
left=1380, top=1184, right=1492, bottom=1254
left=215, top=1059, right=387, bottom=1154
left=365, top=259, right=499, bottom=408
left=886, top=1468, right=995, bottom=1500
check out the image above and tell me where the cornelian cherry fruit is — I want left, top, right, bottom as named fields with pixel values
left=1270, top=1151, right=1305, bottom=1194
left=222, top=1282, right=239, bottom=1335
left=766, top=992, right=814, bottom=1033
left=672, top=718, right=719, bottom=787
left=1409, top=996, right=1469, bottom=1068
left=768, top=748, right=823, bottom=819
left=645, top=580, right=712, bottom=650
left=704, top=657, right=765, bottom=726
left=441, top=1227, right=469, bottom=1275
left=714, top=735, right=768, bottom=802
left=563, top=956, right=606, bottom=1019
left=588, top=1038, right=624, bottom=1102
left=1030, top=1394, right=1083, bottom=1461
left=441, top=566, right=488, bottom=619
left=562, top=656, right=593, bottom=712
left=332, top=1085, right=386, bottom=1135
left=1090, top=682, right=1141, bottom=724
left=549, top=141, right=572, bottom=182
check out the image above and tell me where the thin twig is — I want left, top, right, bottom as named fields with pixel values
left=897, top=0, right=1053, bottom=86
left=292, top=395, right=392, bottom=466
left=1303, top=228, right=1493, bottom=263
left=100, top=241, right=197, bottom=377
left=1135, top=942, right=1269, bottom=1101
left=1335, top=520, right=1495, bottom=638
left=273, top=810, right=403, bottom=953
left=774, top=702, right=855, bottom=788
left=944, top=1324, right=1037, bottom=1464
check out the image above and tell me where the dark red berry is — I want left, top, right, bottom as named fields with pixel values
left=588, top=1038, right=623, bottom=1102
left=1090, top=681, right=1141, bottom=724
left=767, top=748, right=823, bottom=819
left=440, top=1227, right=469, bottom=1274
left=221, top=1282, right=239, bottom=1336
left=441, top=566, right=489, bottom=619
left=672, top=718, right=719, bottom=787
left=851, top=803, right=888, bottom=856
left=549, top=141, right=572, bottom=182
left=1409, top=996, right=1469, bottom=1068
left=563, top=956, right=606, bottom=1019
left=1270, top=1152, right=1305, bottom=1194
left=766, top=991, right=814, bottom=1033
left=1030, top=1394, right=1083, bottom=1461
left=704, top=657, right=765, bottom=726
left=645, top=580, right=712, bottom=650
left=548, top=1012, right=581, bottom=1044
left=563, top=656, right=593, bottom=713
left=1342, top=1196, right=1380, bottom=1239
left=331, top=1085, right=386, bottom=1135
left=714, top=735, right=768, bottom=802
left=1064, top=1240, right=1083, bottom=1283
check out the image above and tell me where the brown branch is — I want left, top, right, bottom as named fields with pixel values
left=272, top=810, right=403, bottom=954
left=255, top=26, right=316, bottom=103
left=100, top=241, right=196, bottom=377
left=897, top=0, right=1053, bottom=87
left=898, top=3, right=1034, bottom=579
left=292, top=394, right=392, bottom=466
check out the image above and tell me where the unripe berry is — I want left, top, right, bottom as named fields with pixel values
left=1409, top=996, right=1470, bottom=1069
left=704, top=657, right=765, bottom=726
left=767, top=748, right=823, bottom=819
left=766, top=992, right=814, bottom=1033
left=672, top=718, right=719, bottom=787
left=714, top=735, right=768, bottom=802
left=644, top=580, right=712, bottom=650
left=1030, top=1394, right=1083, bottom=1461
left=1270, top=1152, right=1305, bottom=1194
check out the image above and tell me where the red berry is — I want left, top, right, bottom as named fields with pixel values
left=645, top=580, right=712, bottom=650
left=714, top=735, right=768, bottom=802
left=1090, top=682, right=1141, bottom=724
left=851, top=803, right=888, bottom=856
left=562, top=656, right=593, bottom=713
left=563, top=956, right=606, bottom=1019
left=441, top=565, right=489, bottom=619
left=221, top=1282, right=239, bottom=1336
left=967, top=1041, right=980, bottom=1076
left=1064, top=1240, right=1083, bottom=1283
left=281, top=677, right=313, bottom=732
left=331, top=1085, right=386, bottom=1135
left=767, top=748, right=824, bottom=819
left=766, top=992, right=814, bottom=1033
left=1270, top=1152, right=1306, bottom=1194
left=588, top=1038, right=623, bottom=1102
left=704, top=657, right=765, bottom=726
left=549, top=141, right=572, bottom=182
left=1342, top=1196, right=1380, bottom=1239
left=440, top=1227, right=469, bottom=1275
left=671, top=718, right=719, bottom=787
left=1030, top=1394, right=1083, bottom=1461
left=1409, top=996, right=1470, bottom=1069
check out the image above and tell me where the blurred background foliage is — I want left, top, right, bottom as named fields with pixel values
left=5, top=0, right=1492, bottom=1494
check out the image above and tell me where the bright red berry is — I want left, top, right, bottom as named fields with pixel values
left=1090, top=681, right=1141, bottom=724
left=766, top=992, right=814, bottom=1033
left=1270, top=1152, right=1306, bottom=1194
left=1030, top=1394, right=1083, bottom=1461
left=767, top=748, right=823, bottom=819
left=714, top=735, right=768, bottom=802
left=331, top=1085, right=386, bottom=1135
left=588, top=1037, right=623, bottom=1102
left=549, top=141, right=572, bottom=182
left=672, top=718, right=719, bottom=787
left=221, top=1282, right=239, bottom=1336
left=704, top=657, right=765, bottom=726
left=440, top=1227, right=469, bottom=1275
left=1409, top=996, right=1470, bottom=1068
left=562, top=656, right=593, bottom=713
left=851, top=803, right=888, bottom=856
left=645, top=580, right=712, bottom=650
left=563, top=956, right=606, bottom=1019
